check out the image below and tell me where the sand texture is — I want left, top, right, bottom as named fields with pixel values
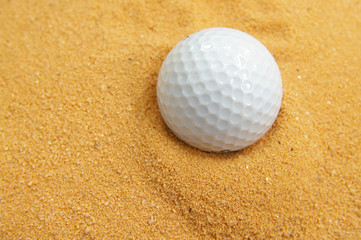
left=1, top=0, right=361, bottom=239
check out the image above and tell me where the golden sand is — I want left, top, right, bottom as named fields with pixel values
left=1, top=0, right=360, bottom=239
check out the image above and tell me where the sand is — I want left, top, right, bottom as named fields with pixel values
left=0, top=0, right=360, bottom=239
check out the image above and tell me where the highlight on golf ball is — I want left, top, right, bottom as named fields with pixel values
left=157, top=27, right=283, bottom=152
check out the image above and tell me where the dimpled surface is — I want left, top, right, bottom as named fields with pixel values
left=157, top=27, right=282, bottom=152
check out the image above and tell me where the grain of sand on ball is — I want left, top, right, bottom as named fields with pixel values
left=0, top=0, right=360, bottom=239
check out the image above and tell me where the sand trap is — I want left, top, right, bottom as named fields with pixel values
left=1, top=0, right=360, bottom=238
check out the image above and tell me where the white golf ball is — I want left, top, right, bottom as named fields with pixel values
left=157, top=27, right=282, bottom=152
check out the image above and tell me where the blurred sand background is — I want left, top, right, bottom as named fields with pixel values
left=0, top=0, right=360, bottom=239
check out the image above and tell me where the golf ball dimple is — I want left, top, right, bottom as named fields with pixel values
left=157, top=27, right=283, bottom=152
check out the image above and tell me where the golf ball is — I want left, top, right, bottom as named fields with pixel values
left=157, top=27, right=282, bottom=152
